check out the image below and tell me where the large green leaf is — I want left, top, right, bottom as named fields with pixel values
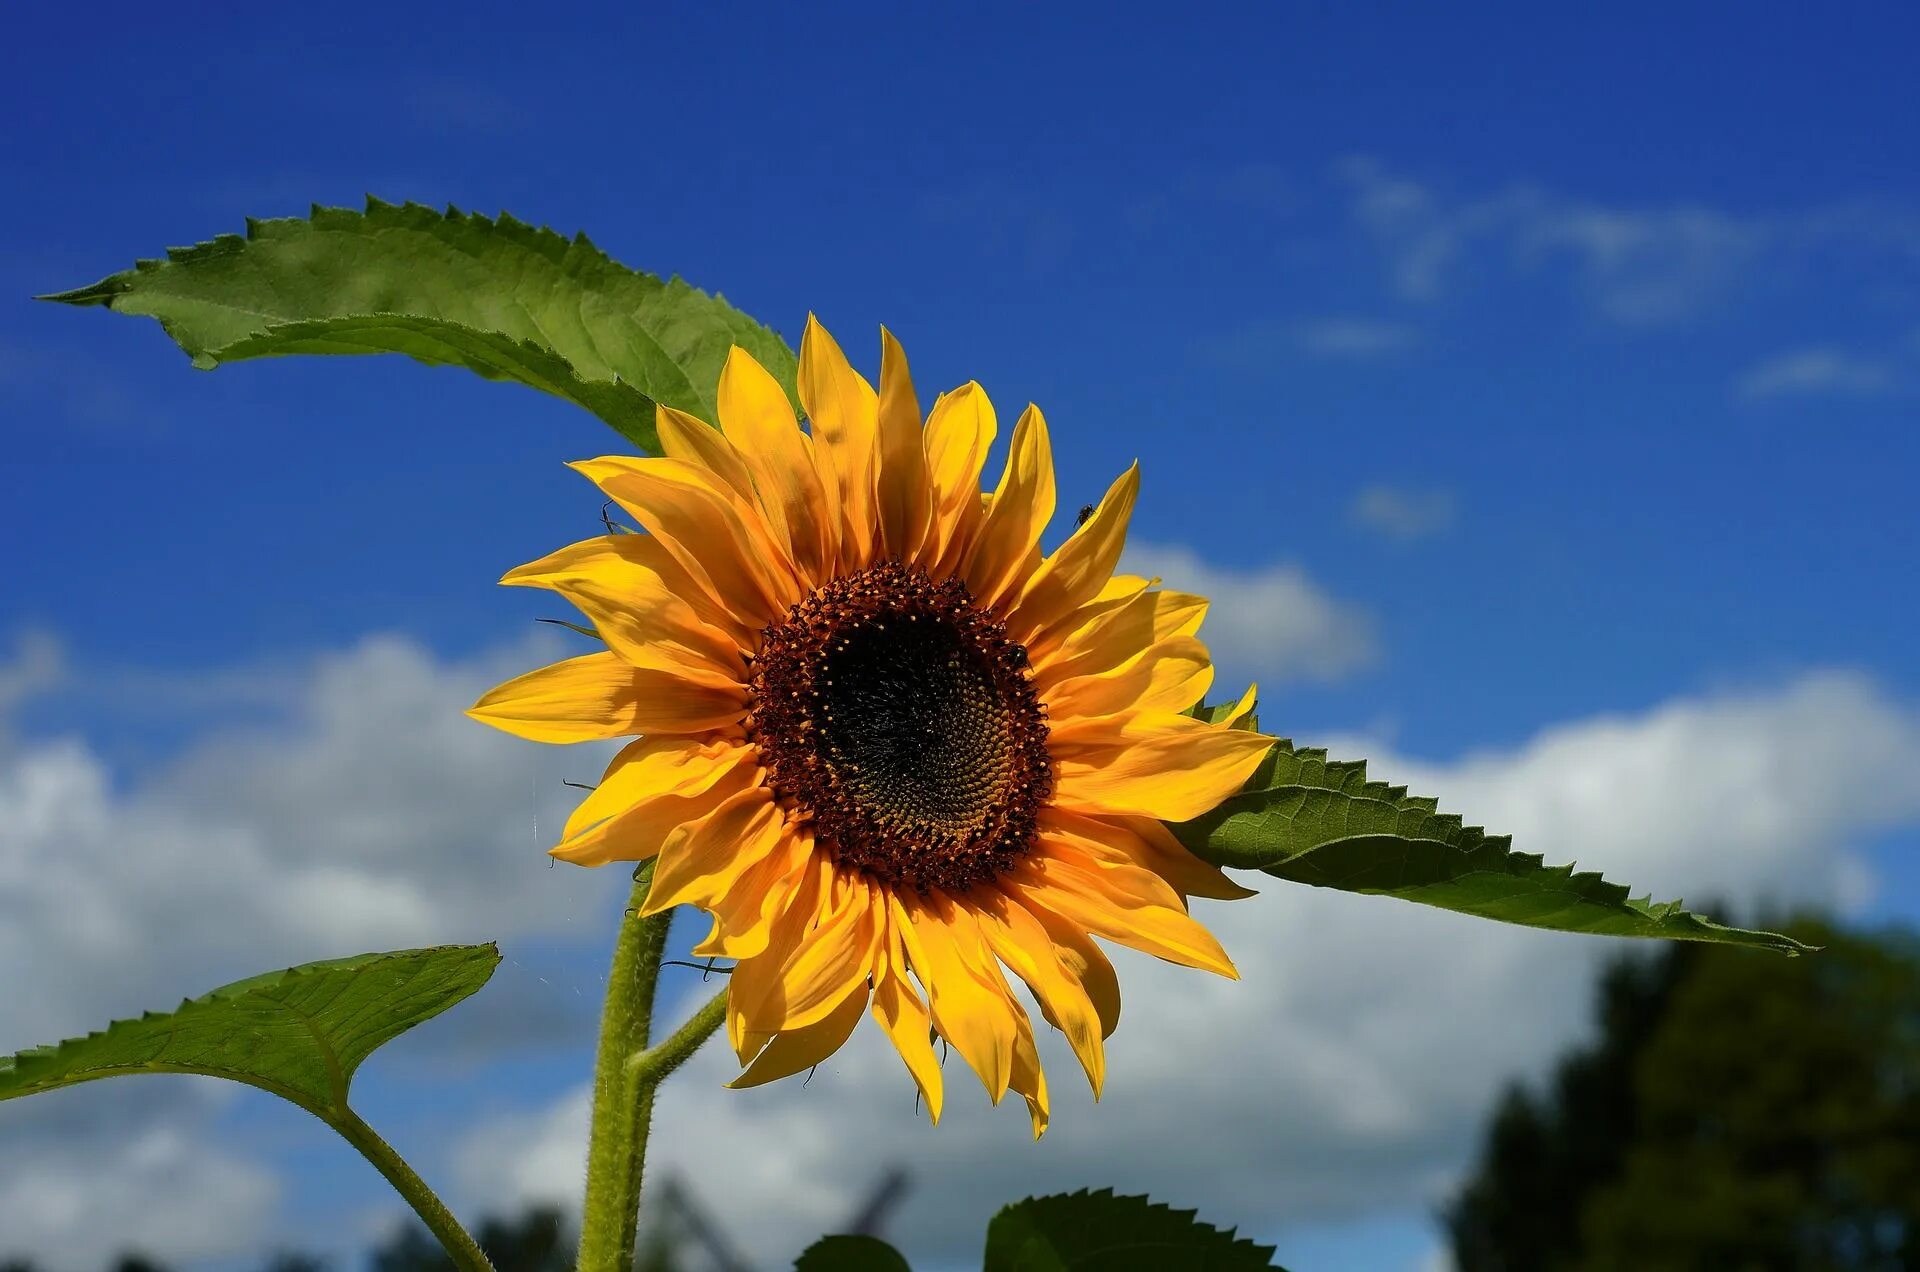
left=41, top=198, right=799, bottom=453
left=1174, top=736, right=1811, bottom=954
left=794, top=1234, right=913, bottom=1271
left=0, top=944, right=498, bottom=1116
left=984, top=1189, right=1281, bottom=1271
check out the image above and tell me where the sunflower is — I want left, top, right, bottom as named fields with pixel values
left=471, top=319, right=1273, bottom=1134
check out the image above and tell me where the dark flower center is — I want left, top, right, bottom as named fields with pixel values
left=747, top=560, right=1052, bottom=893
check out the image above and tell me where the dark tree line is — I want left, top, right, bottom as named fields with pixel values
left=1448, top=915, right=1920, bottom=1272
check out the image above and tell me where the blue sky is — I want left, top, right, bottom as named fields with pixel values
left=3, top=5, right=1919, bottom=1270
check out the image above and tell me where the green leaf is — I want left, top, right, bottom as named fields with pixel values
left=984, top=1189, right=1282, bottom=1271
left=1173, top=736, right=1812, bottom=955
left=795, top=1234, right=912, bottom=1271
left=0, top=944, right=499, bottom=1116
left=41, top=198, right=800, bottom=453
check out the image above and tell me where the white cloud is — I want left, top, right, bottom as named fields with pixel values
left=461, top=671, right=1920, bottom=1270
left=1334, top=156, right=1920, bottom=326
left=1124, top=542, right=1378, bottom=685
left=1735, top=347, right=1896, bottom=400
left=1350, top=485, right=1456, bottom=541
left=0, top=1082, right=279, bottom=1269
left=0, top=630, right=618, bottom=1267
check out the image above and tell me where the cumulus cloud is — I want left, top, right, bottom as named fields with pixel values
left=462, top=671, right=1920, bottom=1269
left=0, top=1082, right=279, bottom=1268
left=1349, top=485, right=1456, bottom=541
left=1124, top=542, right=1378, bottom=684
left=1735, top=347, right=1897, bottom=400
left=0, top=630, right=619, bottom=1267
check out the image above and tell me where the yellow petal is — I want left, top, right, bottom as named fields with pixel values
left=572, top=456, right=801, bottom=625
left=797, top=316, right=879, bottom=571
left=727, top=977, right=871, bottom=1089
left=717, top=345, right=837, bottom=583
left=656, top=403, right=755, bottom=494
left=871, top=922, right=944, bottom=1123
left=1052, top=709, right=1274, bottom=822
left=1046, top=634, right=1214, bottom=720
left=962, top=405, right=1057, bottom=611
left=551, top=746, right=760, bottom=866
left=563, top=736, right=749, bottom=841
left=1008, top=1002, right=1051, bottom=1138
left=1006, top=463, right=1140, bottom=645
left=732, top=867, right=879, bottom=1034
left=894, top=893, right=1016, bottom=1102
left=728, top=859, right=830, bottom=1062
left=1008, top=852, right=1238, bottom=979
left=977, top=891, right=1106, bottom=1098
left=1020, top=902, right=1121, bottom=1037
left=875, top=327, right=932, bottom=561
left=692, top=826, right=816, bottom=960
left=502, top=532, right=759, bottom=653
left=468, top=651, right=746, bottom=743
left=642, top=787, right=787, bottom=915
left=919, top=382, right=998, bottom=577
left=1049, top=808, right=1259, bottom=902
left=1033, top=587, right=1206, bottom=686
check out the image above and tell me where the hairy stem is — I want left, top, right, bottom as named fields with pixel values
left=577, top=866, right=727, bottom=1271
left=332, top=1107, right=492, bottom=1272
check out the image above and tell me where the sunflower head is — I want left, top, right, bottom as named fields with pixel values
left=471, top=318, right=1272, bottom=1134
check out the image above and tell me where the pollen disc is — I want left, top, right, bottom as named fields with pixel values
left=747, top=560, right=1052, bottom=892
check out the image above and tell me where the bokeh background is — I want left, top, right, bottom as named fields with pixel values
left=3, top=4, right=1918, bottom=1269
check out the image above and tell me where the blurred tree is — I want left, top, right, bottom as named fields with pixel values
left=1447, top=918, right=1920, bottom=1272
left=370, top=1206, right=572, bottom=1272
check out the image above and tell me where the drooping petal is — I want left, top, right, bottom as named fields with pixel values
left=1040, top=807, right=1257, bottom=902
left=1007, top=1002, right=1051, bottom=1138
left=894, top=892, right=1017, bottom=1102
left=875, top=328, right=932, bottom=562
left=977, top=890, right=1106, bottom=1097
left=962, top=405, right=1057, bottom=611
left=728, top=858, right=831, bottom=1063
left=919, top=382, right=998, bottom=577
left=717, top=345, right=837, bottom=584
left=1052, top=708, right=1273, bottom=821
left=728, top=976, right=871, bottom=1089
left=469, top=651, right=747, bottom=743
left=551, top=745, right=761, bottom=866
left=871, top=920, right=944, bottom=1123
left=731, top=867, right=879, bottom=1035
left=1046, top=634, right=1214, bottom=720
left=797, top=316, right=880, bottom=570
left=1005, top=463, right=1139, bottom=645
left=572, top=456, right=802, bottom=625
left=1007, top=849, right=1238, bottom=979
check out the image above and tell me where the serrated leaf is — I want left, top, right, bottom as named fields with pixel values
left=0, top=944, right=498, bottom=1116
left=41, top=198, right=799, bottom=452
left=984, top=1189, right=1282, bottom=1271
left=794, top=1234, right=912, bottom=1271
left=1173, top=735, right=1811, bottom=955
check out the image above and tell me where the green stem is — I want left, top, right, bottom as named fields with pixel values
left=332, top=1107, right=492, bottom=1272
left=613, top=986, right=729, bottom=1251
left=578, top=864, right=674, bottom=1272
